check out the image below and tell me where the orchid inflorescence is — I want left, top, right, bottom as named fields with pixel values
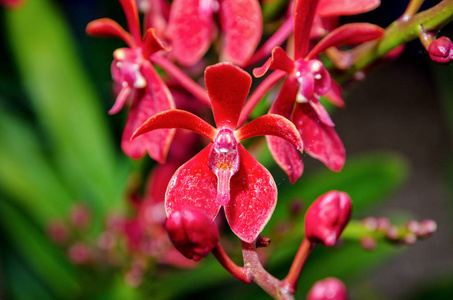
left=68, top=0, right=448, bottom=298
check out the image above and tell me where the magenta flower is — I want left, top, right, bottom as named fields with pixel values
left=304, top=190, right=352, bottom=246
left=132, top=63, right=303, bottom=242
left=428, top=36, right=453, bottom=65
left=254, top=0, right=384, bottom=182
left=167, top=0, right=262, bottom=67
left=87, top=0, right=175, bottom=162
left=307, top=277, right=348, bottom=300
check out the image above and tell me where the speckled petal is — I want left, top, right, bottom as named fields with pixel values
left=219, top=0, right=262, bottom=66
left=317, top=0, right=380, bottom=17
left=205, top=63, right=252, bottom=129
left=225, top=144, right=277, bottom=243
left=294, top=104, right=345, bottom=171
left=165, top=144, right=221, bottom=220
left=167, top=0, right=214, bottom=66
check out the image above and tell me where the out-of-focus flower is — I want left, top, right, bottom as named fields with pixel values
left=167, top=0, right=262, bottom=67
left=132, top=63, right=303, bottom=242
left=304, top=191, right=352, bottom=246
left=307, top=277, right=348, bottom=300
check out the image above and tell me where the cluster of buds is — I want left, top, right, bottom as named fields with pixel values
left=357, top=217, right=437, bottom=250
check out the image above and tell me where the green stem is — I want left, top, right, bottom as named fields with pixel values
left=350, top=0, right=453, bottom=73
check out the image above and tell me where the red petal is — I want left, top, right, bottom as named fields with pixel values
left=119, top=0, right=142, bottom=43
left=317, top=0, right=380, bottom=17
left=225, top=145, right=277, bottom=243
left=142, top=28, right=170, bottom=58
left=236, top=114, right=303, bottom=152
left=265, top=76, right=304, bottom=183
left=310, top=98, right=334, bottom=127
left=219, top=0, right=262, bottom=67
left=109, top=85, right=132, bottom=115
left=307, top=23, right=384, bottom=59
left=165, top=144, right=221, bottom=220
left=131, top=109, right=217, bottom=141
left=266, top=136, right=304, bottom=183
left=294, top=0, right=320, bottom=59
left=253, top=47, right=295, bottom=78
left=145, top=163, right=181, bottom=204
left=86, top=19, right=136, bottom=48
left=122, top=63, right=176, bottom=162
left=205, top=63, right=251, bottom=130
left=294, top=105, right=345, bottom=171
left=167, top=0, right=214, bottom=66
left=324, top=79, right=345, bottom=107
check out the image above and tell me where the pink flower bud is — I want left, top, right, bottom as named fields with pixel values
left=305, top=191, right=352, bottom=246
left=47, top=220, right=68, bottom=245
left=428, top=36, right=453, bottom=65
left=307, top=277, right=348, bottom=300
left=70, top=204, right=91, bottom=229
left=68, top=242, right=91, bottom=265
left=165, top=208, right=219, bottom=261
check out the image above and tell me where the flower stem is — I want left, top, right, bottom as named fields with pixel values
left=238, top=70, right=286, bottom=127
left=211, top=243, right=251, bottom=283
left=150, top=54, right=210, bottom=105
left=280, top=238, right=315, bottom=294
left=349, top=0, right=453, bottom=73
left=401, top=0, right=425, bottom=21
left=241, top=241, right=294, bottom=300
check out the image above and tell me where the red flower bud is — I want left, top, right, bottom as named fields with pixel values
left=165, top=208, right=219, bottom=261
left=304, top=191, right=352, bottom=246
left=428, top=36, right=453, bottom=65
left=307, top=277, right=348, bottom=300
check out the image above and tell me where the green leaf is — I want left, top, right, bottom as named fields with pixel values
left=5, top=0, right=123, bottom=213
left=0, top=200, right=79, bottom=299
left=0, top=110, right=74, bottom=223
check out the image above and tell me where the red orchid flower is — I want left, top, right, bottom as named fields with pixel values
left=132, top=63, right=303, bottom=243
left=86, top=0, right=175, bottom=162
left=0, top=0, right=25, bottom=8
left=167, top=0, right=262, bottom=67
left=254, top=0, right=384, bottom=183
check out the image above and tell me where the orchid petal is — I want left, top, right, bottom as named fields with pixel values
left=253, top=47, right=295, bottom=78
left=219, top=0, right=262, bottom=67
left=86, top=19, right=136, bottom=48
left=109, top=85, right=132, bottom=114
left=307, top=23, right=384, bottom=59
left=132, top=109, right=217, bottom=142
left=265, top=76, right=304, bottom=182
left=294, top=105, right=345, bottom=171
left=237, top=114, right=303, bottom=152
left=122, top=92, right=175, bottom=162
left=167, top=0, right=214, bottom=66
left=142, top=28, right=170, bottom=58
left=294, top=0, right=320, bottom=59
left=266, top=136, right=304, bottom=183
left=122, top=63, right=175, bottom=162
left=165, top=144, right=221, bottom=220
left=324, top=79, right=345, bottom=107
left=225, top=145, right=277, bottom=243
left=317, top=0, right=380, bottom=17
left=119, top=0, right=142, bottom=43
left=309, top=99, right=334, bottom=127
left=205, top=63, right=251, bottom=130
left=145, top=163, right=181, bottom=204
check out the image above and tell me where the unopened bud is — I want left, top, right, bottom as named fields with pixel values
left=165, top=208, right=219, bottom=261
left=70, top=204, right=91, bottom=229
left=307, top=277, right=348, bottom=300
left=47, top=220, right=68, bottom=245
left=68, top=242, right=91, bottom=265
left=305, top=191, right=352, bottom=246
left=360, top=236, right=376, bottom=251
left=418, top=219, right=437, bottom=238
left=428, top=36, right=453, bottom=65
